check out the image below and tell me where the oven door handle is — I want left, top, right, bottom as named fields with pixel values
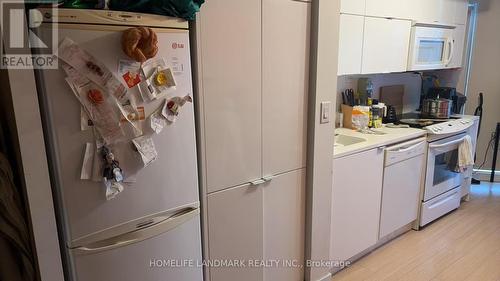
left=429, top=136, right=466, bottom=149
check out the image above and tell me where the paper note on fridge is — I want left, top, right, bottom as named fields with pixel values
left=65, top=77, right=125, bottom=144
left=118, top=59, right=142, bottom=88
left=150, top=111, right=167, bottom=134
left=132, top=136, right=158, bottom=167
left=57, top=37, right=129, bottom=105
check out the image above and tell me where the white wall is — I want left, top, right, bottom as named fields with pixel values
left=306, top=0, right=339, bottom=280
left=462, top=0, right=500, bottom=173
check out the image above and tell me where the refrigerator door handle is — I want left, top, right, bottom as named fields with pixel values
left=72, top=207, right=199, bottom=255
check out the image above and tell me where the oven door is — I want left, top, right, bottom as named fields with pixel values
left=424, top=133, right=466, bottom=201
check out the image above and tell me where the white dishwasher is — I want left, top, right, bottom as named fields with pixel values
left=379, top=137, right=427, bottom=238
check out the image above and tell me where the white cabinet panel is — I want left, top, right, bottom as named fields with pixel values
left=412, top=0, right=446, bottom=24
left=263, top=169, right=306, bottom=281
left=208, top=169, right=305, bottom=281
left=364, top=0, right=467, bottom=25
left=379, top=155, right=424, bottom=238
left=199, top=0, right=262, bottom=192
left=338, top=14, right=364, bottom=76
left=263, top=0, right=310, bottom=175
left=365, top=0, right=413, bottom=19
left=340, top=0, right=365, bottom=15
left=449, top=24, right=466, bottom=68
left=207, top=184, right=264, bottom=281
left=413, top=0, right=468, bottom=25
left=453, top=0, right=469, bottom=25
left=362, top=17, right=411, bottom=74
left=331, top=148, right=384, bottom=262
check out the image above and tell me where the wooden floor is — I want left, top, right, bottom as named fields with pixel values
left=332, top=182, right=500, bottom=281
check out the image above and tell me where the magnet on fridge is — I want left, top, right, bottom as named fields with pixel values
left=88, top=89, right=104, bottom=105
left=122, top=71, right=141, bottom=88
left=154, top=68, right=176, bottom=88
left=166, top=100, right=179, bottom=115
left=162, top=95, right=192, bottom=123
left=101, top=146, right=125, bottom=200
left=86, top=61, right=104, bottom=76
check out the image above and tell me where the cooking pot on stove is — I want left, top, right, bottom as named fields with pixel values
left=421, top=98, right=452, bottom=119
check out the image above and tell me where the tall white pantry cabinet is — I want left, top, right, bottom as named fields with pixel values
left=193, top=0, right=311, bottom=281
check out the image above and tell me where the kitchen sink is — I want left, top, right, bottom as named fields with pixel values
left=334, top=134, right=366, bottom=147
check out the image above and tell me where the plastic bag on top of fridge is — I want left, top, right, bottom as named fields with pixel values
left=108, top=0, right=204, bottom=21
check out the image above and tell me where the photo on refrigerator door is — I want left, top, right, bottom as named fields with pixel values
left=0, top=1, right=58, bottom=69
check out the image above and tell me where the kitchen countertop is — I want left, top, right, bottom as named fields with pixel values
left=334, top=126, right=427, bottom=159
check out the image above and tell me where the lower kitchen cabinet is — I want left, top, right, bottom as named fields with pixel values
left=330, top=148, right=384, bottom=262
left=207, top=169, right=306, bottom=281
left=207, top=183, right=264, bottom=281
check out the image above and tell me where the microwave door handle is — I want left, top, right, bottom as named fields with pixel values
left=445, top=38, right=454, bottom=66
left=429, top=136, right=466, bottom=149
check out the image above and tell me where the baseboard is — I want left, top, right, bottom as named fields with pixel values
left=473, top=169, right=500, bottom=182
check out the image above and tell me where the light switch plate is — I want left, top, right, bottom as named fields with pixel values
left=320, top=101, right=331, bottom=124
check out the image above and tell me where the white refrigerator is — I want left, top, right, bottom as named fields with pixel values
left=34, top=9, right=203, bottom=281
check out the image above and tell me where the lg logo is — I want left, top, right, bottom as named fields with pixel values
left=172, top=42, right=185, bottom=49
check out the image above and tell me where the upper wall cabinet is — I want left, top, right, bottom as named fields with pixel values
left=365, top=0, right=414, bottom=20
left=406, top=0, right=468, bottom=25
left=360, top=0, right=468, bottom=25
left=449, top=24, right=466, bottom=69
left=362, top=17, right=412, bottom=74
left=197, top=0, right=310, bottom=193
left=338, top=14, right=364, bottom=76
left=451, top=0, right=469, bottom=25
left=198, top=0, right=262, bottom=192
left=262, top=0, right=310, bottom=176
left=340, top=0, right=365, bottom=15
left=337, top=0, right=468, bottom=75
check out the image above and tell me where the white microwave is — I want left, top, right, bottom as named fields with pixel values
left=408, top=24, right=455, bottom=71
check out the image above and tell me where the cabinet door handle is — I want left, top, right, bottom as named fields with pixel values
left=262, top=175, right=275, bottom=182
left=250, top=179, right=266, bottom=186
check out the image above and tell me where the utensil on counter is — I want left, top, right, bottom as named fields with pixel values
left=341, top=89, right=355, bottom=106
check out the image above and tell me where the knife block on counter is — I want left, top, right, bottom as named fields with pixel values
left=341, top=104, right=354, bottom=129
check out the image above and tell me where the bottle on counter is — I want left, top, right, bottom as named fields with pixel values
left=357, top=78, right=373, bottom=106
